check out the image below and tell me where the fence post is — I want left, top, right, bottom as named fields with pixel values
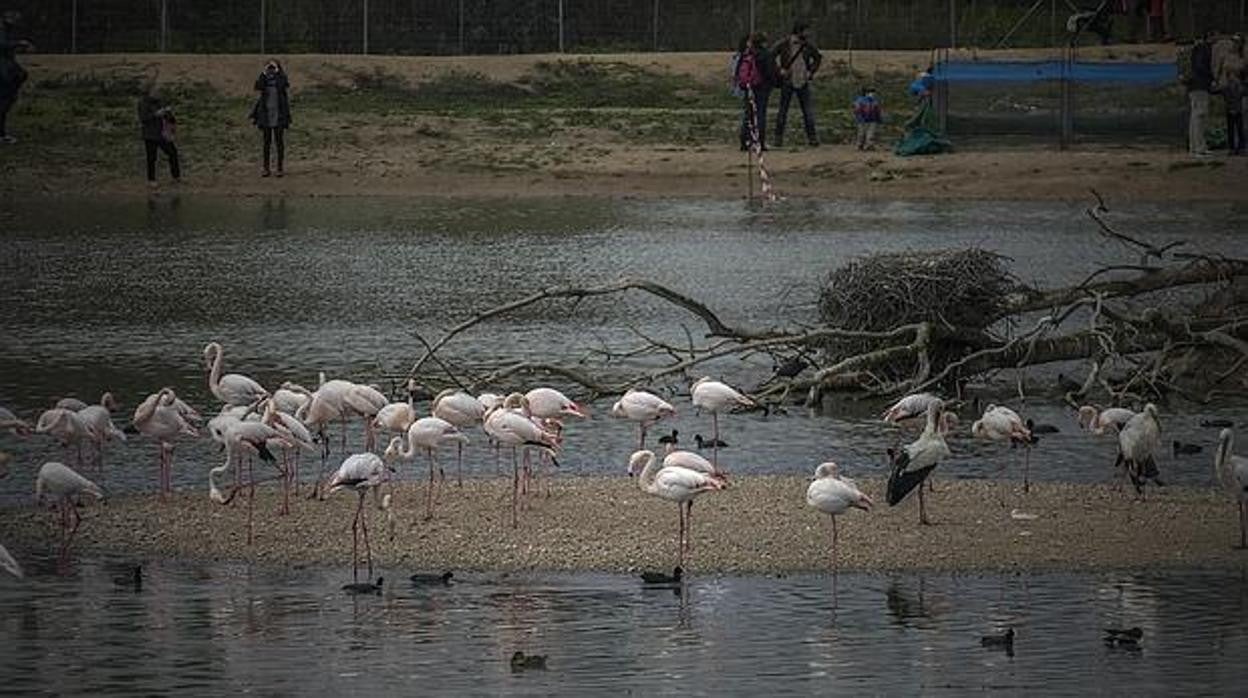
left=363, top=0, right=370, bottom=54
left=260, top=0, right=266, bottom=55
left=458, top=0, right=464, bottom=54
left=652, top=0, right=659, bottom=52
left=749, top=0, right=755, bottom=34
left=949, top=0, right=956, bottom=49
left=558, top=0, right=565, bottom=53
left=71, top=0, right=77, bottom=53
left=160, top=0, right=168, bottom=52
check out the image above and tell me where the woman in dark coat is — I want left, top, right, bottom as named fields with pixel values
left=250, top=60, right=291, bottom=177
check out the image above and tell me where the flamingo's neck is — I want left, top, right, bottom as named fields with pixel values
left=207, top=346, right=223, bottom=392
left=1215, top=433, right=1234, bottom=486
left=637, top=453, right=661, bottom=494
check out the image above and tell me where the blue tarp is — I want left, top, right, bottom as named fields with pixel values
left=934, top=60, right=1177, bottom=84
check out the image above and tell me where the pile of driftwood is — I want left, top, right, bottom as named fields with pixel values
left=399, top=193, right=1248, bottom=409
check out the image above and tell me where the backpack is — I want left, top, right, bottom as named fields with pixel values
left=737, top=50, right=762, bottom=90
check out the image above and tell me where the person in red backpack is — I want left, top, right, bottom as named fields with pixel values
left=735, top=32, right=779, bottom=152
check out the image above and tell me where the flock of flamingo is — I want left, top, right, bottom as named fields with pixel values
left=1, top=341, right=1247, bottom=583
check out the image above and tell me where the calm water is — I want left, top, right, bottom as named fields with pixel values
left=0, top=556, right=1246, bottom=695
left=1, top=197, right=1246, bottom=502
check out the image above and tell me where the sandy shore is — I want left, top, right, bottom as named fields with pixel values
left=3, top=475, right=1244, bottom=574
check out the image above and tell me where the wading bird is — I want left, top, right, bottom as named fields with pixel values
left=611, top=389, right=676, bottom=450
left=886, top=400, right=951, bottom=525
left=483, top=398, right=560, bottom=528
left=971, top=404, right=1037, bottom=493
left=77, top=392, right=125, bottom=468
left=35, top=461, right=104, bottom=562
left=35, top=407, right=91, bottom=467
left=690, top=377, right=753, bottom=467
left=133, top=388, right=199, bottom=497
left=1215, top=429, right=1248, bottom=548
left=805, top=461, right=872, bottom=572
left=431, top=389, right=487, bottom=486
left=385, top=416, right=468, bottom=520
left=328, top=452, right=393, bottom=582
left=881, top=392, right=944, bottom=423
left=0, top=406, right=32, bottom=437
left=1117, top=404, right=1163, bottom=497
left=628, top=449, right=726, bottom=568
left=203, top=341, right=269, bottom=407
left=1077, top=405, right=1135, bottom=436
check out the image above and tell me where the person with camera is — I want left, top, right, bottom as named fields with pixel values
left=137, top=81, right=181, bottom=188
left=250, top=60, right=291, bottom=177
left=772, top=21, right=822, bottom=148
left=0, top=10, right=34, bottom=145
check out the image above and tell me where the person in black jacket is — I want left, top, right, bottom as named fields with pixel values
left=250, top=60, right=291, bottom=177
left=772, top=21, right=823, bottom=147
left=1187, top=32, right=1214, bottom=156
left=137, top=84, right=180, bottom=187
left=0, top=10, right=34, bottom=144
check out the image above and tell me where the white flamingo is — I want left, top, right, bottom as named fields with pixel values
left=0, top=405, right=32, bottom=436
left=628, top=449, right=726, bottom=568
left=886, top=400, right=951, bottom=525
left=77, top=392, right=125, bottom=468
left=881, top=392, right=944, bottom=423
left=432, top=389, right=486, bottom=486
left=53, top=397, right=89, bottom=411
left=0, top=542, right=21, bottom=578
left=35, top=461, right=104, bottom=561
left=35, top=407, right=91, bottom=467
left=133, top=388, right=199, bottom=497
left=344, top=383, right=388, bottom=452
left=1215, top=429, right=1248, bottom=548
left=1117, top=404, right=1162, bottom=497
left=261, top=399, right=316, bottom=511
left=523, top=387, right=581, bottom=495
left=971, top=404, right=1036, bottom=493
left=287, top=382, right=346, bottom=498
left=270, top=386, right=310, bottom=415
left=483, top=399, right=559, bottom=528
left=220, top=419, right=292, bottom=544
left=1078, top=405, right=1135, bottom=436
left=327, top=452, right=393, bottom=583
left=611, top=389, right=676, bottom=449
left=690, top=377, right=754, bottom=467
left=203, top=341, right=269, bottom=407
left=806, top=461, right=872, bottom=571
left=386, top=416, right=468, bottom=520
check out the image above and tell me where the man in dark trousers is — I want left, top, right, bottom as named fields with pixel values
left=138, top=83, right=181, bottom=187
left=0, top=10, right=34, bottom=144
left=772, top=21, right=823, bottom=147
left=1187, top=31, right=1214, bottom=156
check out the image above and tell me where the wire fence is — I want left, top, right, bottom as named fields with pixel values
left=5, top=0, right=1246, bottom=56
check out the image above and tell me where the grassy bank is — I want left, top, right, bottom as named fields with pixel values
left=3, top=476, right=1244, bottom=575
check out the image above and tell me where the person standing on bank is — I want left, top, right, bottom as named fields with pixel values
left=0, top=10, right=34, bottom=145
left=735, top=33, right=779, bottom=152
left=1187, top=32, right=1214, bottom=157
left=251, top=60, right=290, bottom=177
left=138, top=84, right=181, bottom=188
left=1216, top=34, right=1246, bottom=156
left=772, top=21, right=822, bottom=148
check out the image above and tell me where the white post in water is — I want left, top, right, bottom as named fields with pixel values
left=260, top=0, right=266, bottom=55
left=363, top=0, right=370, bottom=54
left=558, top=0, right=565, bottom=53
left=160, top=0, right=168, bottom=52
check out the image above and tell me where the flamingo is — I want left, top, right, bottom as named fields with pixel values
left=483, top=399, right=559, bottom=528
left=53, top=397, right=89, bottom=411
left=327, top=452, right=393, bottom=583
left=806, top=461, right=872, bottom=572
left=611, top=389, right=676, bottom=449
left=628, top=449, right=725, bottom=568
left=881, top=392, right=944, bottom=423
left=886, top=400, right=951, bottom=525
left=1215, top=429, right=1248, bottom=548
left=663, top=449, right=729, bottom=481
left=431, top=389, right=486, bottom=486
left=0, top=405, right=32, bottom=436
left=219, top=419, right=292, bottom=544
left=315, top=375, right=360, bottom=453
left=344, top=383, right=388, bottom=452
left=77, top=392, right=125, bottom=468
left=34, top=408, right=91, bottom=467
left=374, top=401, right=418, bottom=440
left=1117, top=403, right=1163, bottom=497
left=35, top=461, right=104, bottom=562
left=971, top=404, right=1037, bottom=493
left=270, top=386, right=310, bottom=415
left=690, top=377, right=754, bottom=467
left=287, top=382, right=346, bottom=497
left=0, top=542, right=21, bottom=578
left=203, top=341, right=269, bottom=407
left=133, top=388, right=199, bottom=497
left=1078, top=405, right=1136, bottom=436
left=386, top=416, right=468, bottom=520
left=261, top=399, right=316, bottom=511
left=525, top=387, right=585, bottom=493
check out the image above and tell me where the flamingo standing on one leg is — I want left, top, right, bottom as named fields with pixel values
left=288, top=382, right=346, bottom=498
left=432, top=390, right=486, bottom=487
left=886, top=400, right=952, bottom=525
left=628, top=449, right=725, bottom=569
left=203, top=342, right=269, bottom=407
left=35, top=461, right=105, bottom=563
left=219, top=420, right=293, bottom=545
left=34, top=408, right=91, bottom=467
left=971, top=404, right=1037, bottom=494
left=611, top=389, right=676, bottom=450
left=690, top=377, right=754, bottom=468
left=344, top=383, right=388, bottom=453
left=806, top=461, right=872, bottom=572
left=1078, top=405, right=1136, bottom=436
left=261, top=399, right=316, bottom=514
left=327, top=452, right=393, bottom=583
left=385, top=416, right=468, bottom=520
left=881, top=392, right=945, bottom=423
left=1117, top=404, right=1163, bottom=498
left=1214, top=429, right=1248, bottom=548
left=525, top=387, right=585, bottom=495
left=133, top=388, right=199, bottom=497
left=483, top=399, right=560, bottom=528
left=77, top=392, right=125, bottom=469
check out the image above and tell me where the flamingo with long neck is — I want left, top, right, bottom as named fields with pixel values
left=133, top=387, right=199, bottom=497
left=385, top=416, right=468, bottom=520
left=203, top=342, right=269, bottom=407
left=1215, top=429, right=1248, bottom=548
left=327, top=453, right=393, bottom=583
left=35, top=461, right=104, bottom=564
left=628, top=449, right=725, bottom=568
left=483, top=396, right=559, bottom=528
left=431, top=389, right=486, bottom=486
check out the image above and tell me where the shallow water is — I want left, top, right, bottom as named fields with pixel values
left=1, top=196, right=1246, bottom=502
left=0, top=556, right=1245, bottom=695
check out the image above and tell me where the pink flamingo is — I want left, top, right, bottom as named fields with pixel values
left=328, top=453, right=393, bottom=582
left=806, top=461, right=872, bottom=572
left=35, top=461, right=104, bottom=563
left=133, top=388, right=199, bottom=497
left=611, top=389, right=676, bottom=449
left=628, top=449, right=726, bottom=568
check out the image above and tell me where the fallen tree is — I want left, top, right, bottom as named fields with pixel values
left=400, top=193, right=1248, bottom=409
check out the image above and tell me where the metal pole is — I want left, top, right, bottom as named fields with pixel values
left=363, top=0, right=369, bottom=54
left=160, top=0, right=168, bottom=52
left=749, top=0, right=755, bottom=34
left=458, top=0, right=465, bottom=54
left=949, top=0, right=956, bottom=49
left=558, top=0, right=565, bottom=53
left=652, top=0, right=659, bottom=52
left=71, top=0, right=77, bottom=53
left=260, top=0, right=266, bottom=55
left=1050, top=0, right=1056, bottom=48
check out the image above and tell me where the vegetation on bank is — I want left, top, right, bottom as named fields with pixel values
left=0, top=58, right=913, bottom=186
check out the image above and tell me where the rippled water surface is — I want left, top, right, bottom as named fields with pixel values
left=0, top=557, right=1246, bottom=695
left=1, top=196, right=1246, bottom=502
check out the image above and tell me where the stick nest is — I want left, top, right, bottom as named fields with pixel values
left=819, top=248, right=1019, bottom=332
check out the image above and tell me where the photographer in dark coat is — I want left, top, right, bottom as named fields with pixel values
left=0, top=10, right=34, bottom=144
left=772, top=21, right=823, bottom=147
left=250, top=60, right=291, bottom=177
left=137, top=82, right=180, bottom=187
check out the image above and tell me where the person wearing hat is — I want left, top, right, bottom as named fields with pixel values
left=0, top=10, right=34, bottom=144
left=1216, top=33, right=1246, bottom=155
left=771, top=21, right=822, bottom=147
